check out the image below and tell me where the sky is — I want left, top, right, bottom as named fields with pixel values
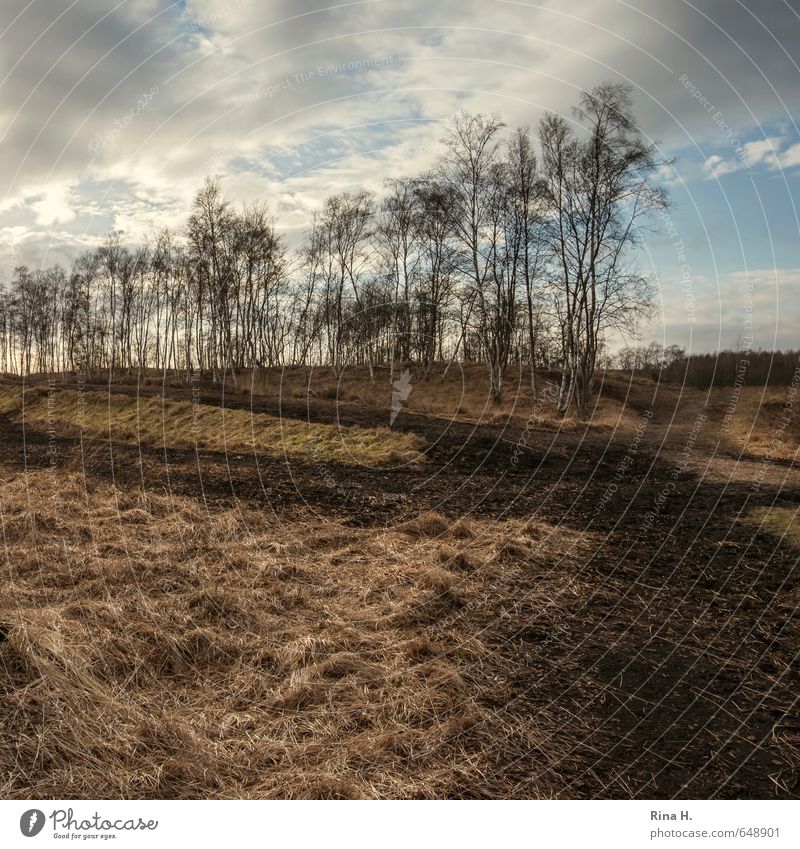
left=0, top=0, right=798, bottom=353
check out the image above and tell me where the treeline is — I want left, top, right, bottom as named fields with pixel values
left=612, top=344, right=800, bottom=388
left=662, top=350, right=800, bottom=388
left=0, top=83, right=667, bottom=416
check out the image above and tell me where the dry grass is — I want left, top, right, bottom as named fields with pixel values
left=2, top=370, right=795, bottom=798
left=248, top=363, right=544, bottom=424
left=0, top=471, right=592, bottom=798
left=0, top=386, right=424, bottom=466
left=247, top=365, right=800, bottom=451
left=703, top=386, right=800, bottom=461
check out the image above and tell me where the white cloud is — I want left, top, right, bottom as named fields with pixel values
left=29, top=181, right=78, bottom=226
left=779, top=142, right=800, bottom=169
left=703, top=153, right=741, bottom=180
left=744, top=138, right=782, bottom=169
left=0, top=180, right=78, bottom=227
left=700, top=134, right=800, bottom=181
left=649, top=268, right=800, bottom=353
left=0, top=0, right=798, bottom=315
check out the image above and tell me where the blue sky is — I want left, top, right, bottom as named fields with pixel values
left=643, top=123, right=800, bottom=353
left=0, top=0, right=798, bottom=352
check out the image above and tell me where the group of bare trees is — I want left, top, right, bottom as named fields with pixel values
left=0, top=83, right=667, bottom=416
left=605, top=344, right=800, bottom=388
left=613, top=342, right=686, bottom=374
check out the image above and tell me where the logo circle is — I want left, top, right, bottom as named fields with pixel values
left=19, top=810, right=45, bottom=837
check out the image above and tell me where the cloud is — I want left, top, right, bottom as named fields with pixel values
left=779, top=142, right=800, bottom=169
left=29, top=181, right=78, bottom=226
left=703, top=153, right=741, bottom=180
left=648, top=267, right=800, bottom=353
left=0, top=0, right=798, bottom=326
left=744, top=138, right=782, bottom=169
left=0, top=180, right=78, bottom=226
left=699, top=133, right=800, bottom=181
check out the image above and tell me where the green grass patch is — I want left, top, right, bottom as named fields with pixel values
left=0, top=386, right=424, bottom=466
left=743, top=506, right=800, bottom=547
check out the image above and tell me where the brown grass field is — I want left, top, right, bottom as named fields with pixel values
left=0, top=365, right=797, bottom=798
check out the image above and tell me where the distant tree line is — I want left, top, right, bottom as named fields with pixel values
left=0, top=83, right=668, bottom=417
left=611, top=343, right=800, bottom=388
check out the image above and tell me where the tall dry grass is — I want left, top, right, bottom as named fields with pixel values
left=0, top=470, right=593, bottom=798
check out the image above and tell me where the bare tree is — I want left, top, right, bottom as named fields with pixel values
left=0, top=87, right=667, bottom=413
left=436, top=111, right=507, bottom=398
left=375, top=178, right=422, bottom=385
left=507, top=127, right=548, bottom=397
left=539, top=83, right=667, bottom=417
left=187, top=177, right=236, bottom=385
left=412, top=177, right=458, bottom=379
